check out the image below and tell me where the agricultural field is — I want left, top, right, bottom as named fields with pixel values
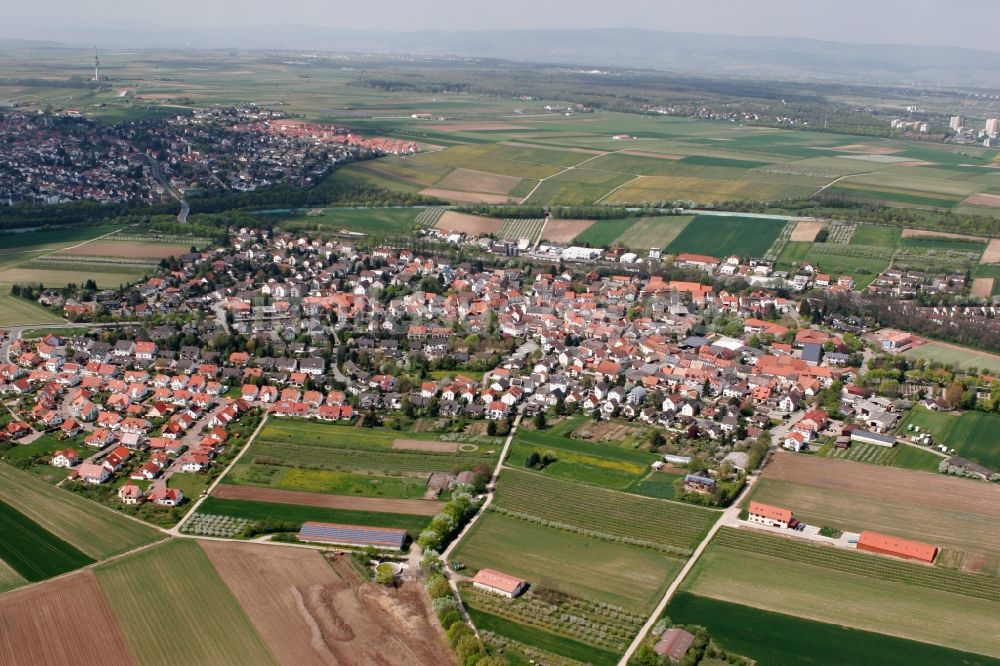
left=201, top=541, right=454, bottom=666
left=750, top=454, right=1000, bottom=572
left=269, top=206, right=420, bottom=237
left=904, top=340, right=1000, bottom=374
left=0, top=499, right=94, bottom=582
left=611, top=215, right=693, bottom=249
left=240, top=420, right=499, bottom=477
left=571, top=218, right=639, bottom=247
left=0, top=292, right=64, bottom=326
left=498, top=218, right=545, bottom=243
left=224, top=463, right=432, bottom=499
left=665, top=215, right=786, bottom=258
left=508, top=425, right=659, bottom=491
left=897, top=406, right=1000, bottom=470
left=665, top=593, right=1000, bottom=666
left=629, top=470, right=685, bottom=499
left=492, top=468, right=716, bottom=553
left=0, top=570, right=135, bottom=666
left=434, top=210, right=502, bottom=235
left=0, top=464, right=162, bottom=560
left=822, top=440, right=942, bottom=471
left=682, top=531, right=1000, bottom=658
left=197, top=496, right=430, bottom=536
left=452, top=511, right=682, bottom=614
left=212, top=483, right=442, bottom=516
left=95, top=539, right=275, bottom=666
left=538, top=218, right=596, bottom=243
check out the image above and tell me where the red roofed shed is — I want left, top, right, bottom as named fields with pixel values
left=857, top=531, right=937, bottom=563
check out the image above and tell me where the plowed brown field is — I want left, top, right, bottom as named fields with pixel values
left=0, top=570, right=134, bottom=666
left=202, top=541, right=454, bottom=666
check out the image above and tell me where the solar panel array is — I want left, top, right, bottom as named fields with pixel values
left=298, top=521, right=408, bottom=549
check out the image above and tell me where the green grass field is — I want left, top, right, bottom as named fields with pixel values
left=683, top=539, right=1000, bottom=657
left=96, top=539, right=275, bottom=666
left=198, top=496, right=430, bottom=536
left=665, top=215, right=785, bottom=258
left=904, top=341, right=1000, bottom=374
left=225, top=463, right=430, bottom=498
left=822, top=440, right=941, bottom=472
left=612, top=215, right=693, bottom=249
left=629, top=470, right=684, bottom=500
left=493, top=468, right=717, bottom=553
left=897, top=406, right=1000, bottom=469
left=452, top=512, right=682, bottom=613
left=0, top=498, right=94, bottom=582
left=509, top=427, right=658, bottom=491
left=572, top=218, right=639, bottom=246
left=665, top=593, right=1000, bottom=666
left=0, top=463, right=162, bottom=560
left=0, top=292, right=64, bottom=326
left=269, top=207, right=420, bottom=236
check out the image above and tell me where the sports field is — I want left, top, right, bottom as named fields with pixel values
left=683, top=538, right=1000, bottom=657
left=96, top=539, right=275, bottom=666
left=904, top=340, right=1000, bottom=374
left=452, top=512, right=682, bottom=613
left=665, top=593, right=1000, bottom=666
left=897, top=406, right=1000, bottom=470
left=0, top=464, right=162, bottom=560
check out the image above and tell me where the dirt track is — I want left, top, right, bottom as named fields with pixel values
left=213, top=484, right=443, bottom=516
left=0, top=570, right=134, bottom=666
left=202, top=542, right=455, bottom=666
left=763, top=453, right=1000, bottom=518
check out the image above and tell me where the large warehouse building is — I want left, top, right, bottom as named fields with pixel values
left=857, top=531, right=937, bottom=563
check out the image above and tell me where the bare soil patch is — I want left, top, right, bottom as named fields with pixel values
left=213, top=484, right=442, bottom=516
left=540, top=219, right=596, bottom=243
left=972, top=277, right=994, bottom=298
left=392, top=439, right=458, bottom=453
left=833, top=144, right=901, bottom=155
left=58, top=241, right=191, bottom=259
left=789, top=220, right=824, bottom=242
left=964, top=193, right=1000, bottom=208
left=434, top=210, right=502, bottom=235
left=420, top=188, right=522, bottom=204
left=981, top=238, right=1000, bottom=264
left=202, top=542, right=454, bottom=666
left=436, top=168, right=522, bottom=195
left=762, top=453, right=1000, bottom=518
left=0, top=570, right=134, bottom=666
left=901, top=228, right=985, bottom=242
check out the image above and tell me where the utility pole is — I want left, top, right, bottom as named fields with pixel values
left=93, top=48, right=100, bottom=82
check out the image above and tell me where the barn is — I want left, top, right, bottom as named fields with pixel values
left=472, top=568, right=528, bottom=599
left=857, top=531, right=937, bottom=563
left=747, top=501, right=793, bottom=529
left=850, top=429, right=896, bottom=447
left=298, top=522, right=408, bottom=550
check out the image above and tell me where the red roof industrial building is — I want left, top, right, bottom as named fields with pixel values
left=857, top=531, right=937, bottom=563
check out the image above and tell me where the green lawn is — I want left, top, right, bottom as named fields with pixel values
left=849, top=224, right=901, bottom=247
left=198, top=496, right=430, bottom=537
left=226, top=463, right=429, bottom=498
left=451, top=511, right=682, bottom=613
left=898, top=406, right=1000, bottom=469
left=572, top=217, right=639, bottom=247
left=822, top=440, right=941, bottom=472
left=630, top=470, right=684, bottom=499
left=0, top=292, right=64, bottom=327
left=1, top=433, right=84, bottom=461
left=666, top=215, right=785, bottom=258
left=0, top=498, right=94, bottom=581
left=665, top=593, right=1000, bottom=666
left=904, top=341, right=1000, bottom=374
left=96, top=539, right=276, bottom=666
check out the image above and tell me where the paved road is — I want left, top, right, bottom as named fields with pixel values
left=136, top=153, right=189, bottom=223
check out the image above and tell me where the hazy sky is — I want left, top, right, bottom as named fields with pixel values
left=5, top=0, right=998, bottom=51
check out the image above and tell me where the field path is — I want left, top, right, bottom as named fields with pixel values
left=521, top=149, right=628, bottom=203
left=170, top=412, right=270, bottom=535
left=813, top=170, right=880, bottom=196
left=595, top=174, right=644, bottom=204
left=616, top=474, right=758, bottom=665
left=441, top=407, right=524, bottom=636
